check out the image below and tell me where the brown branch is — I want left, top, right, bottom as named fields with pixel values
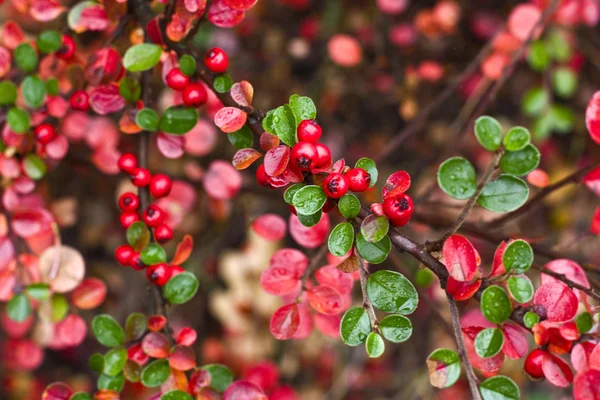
left=446, top=292, right=482, bottom=400
left=358, top=256, right=379, bottom=333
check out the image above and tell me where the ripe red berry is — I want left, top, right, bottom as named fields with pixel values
left=33, top=124, right=56, bottom=145
left=204, top=48, right=229, bottom=73
left=256, top=164, right=273, bottom=188
left=70, top=90, right=89, bottom=111
left=155, top=224, right=173, bottom=243
left=291, top=141, right=318, bottom=171
left=118, top=153, right=138, bottom=174
left=170, top=265, right=185, bottom=277
left=146, top=263, right=172, bottom=286
left=182, top=83, right=208, bottom=107
left=166, top=68, right=190, bottom=91
left=382, top=194, right=414, bottom=227
left=297, top=120, right=322, bottom=143
left=524, top=349, right=547, bottom=379
left=149, top=174, right=172, bottom=198
left=119, top=192, right=139, bottom=212
left=314, top=143, right=332, bottom=168
left=129, top=253, right=145, bottom=270
left=323, top=173, right=350, bottom=199
left=142, top=205, right=166, bottom=227
left=115, top=244, right=135, bottom=266
left=56, top=35, right=76, bottom=60
left=131, top=168, right=152, bottom=187
left=120, top=211, right=140, bottom=228
left=346, top=168, right=371, bottom=192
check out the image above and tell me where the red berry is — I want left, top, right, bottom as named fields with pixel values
left=149, top=174, right=172, bottom=198
left=170, top=265, right=185, bottom=277
left=204, top=48, right=229, bottom=73
left=129, top=253, right=145, bottom=270
left=119, top=192, right=139, bottom=212
left=115, top=244, right=135, bottom=266
left=33, top=124, right=56, bottom=145
left=166, top=68, right=190, bottom=91
left=131, top=168, right=152, bottom=187
left=182, top=83, right=208, bottom=107
left=142, top=205, right=166, bottom=227
left=314, top=143, right=332, bottom=168
left=56, top=35, right=76, bottom=60
left=346, top=168, right=371, bottom=192
left=146, top=263, right=172, bottom=286
left=323, top=173, right=350, bottom=199
left=120, top=211, right=140, bottom=228
left=524, top=349, right=547, bottom=379
left=118, top=153, right=138, bottom=174
left=382, top=194, right=414, bottom=227
left=297, top=120, right=322, bottom=143
left=256, top=164, right=273, bottom=188
left=155, top=224, right=173, bottom=243
left=291, top=141, right=318, bottom=171
left=70, top=90, right=89, bottom=111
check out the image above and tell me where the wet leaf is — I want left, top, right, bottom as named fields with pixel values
left=123, top=44, right=163, bottom=72
left=366, top=270, right=417, bottom=314
left=438, top=157, right=477, bottom=200
left=427, top=348, right=460, bottom=388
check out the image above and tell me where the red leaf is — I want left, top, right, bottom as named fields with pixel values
left=208, top=0, right=246, bottom=28
left=331, top=159, right=345, bottom=173
left=90, top=85, right=125, bottom=115
left=307, top=285, right=343, bottom=315
left=590, top=343, right=600, bottom=371
left=232, top=148, right=262, bottom=170
left=214, top=107, right=247, bottom=133
left=85, top=48, right=124, bottom=86
left=230, top=81, right=254, bottom=107
left=264, top=145, right=290, bottom=177
left=289, top=213, right=330, bottom=249
left=30, top=0, right=65, bottom=22
left=542, top=353, right=573, bottom=388
left=559, top=321, right=580, bottom=341
left=184, top=118, right=217, bottom=156
left=489, top=240, right=510, bottom=277
left=203, top=160, right=242, bottom=200
left=41, top=383, right=72, bottom=400
left=184, top=0, right=207, bottom=13
left=1, top=21, right=25, bottom=50
left=541, top=259, right=591, bottom=300
left=252, top=214, right=286, bottom=241
left=592, top=206, right=600, bottom=235
left=260, top=133, right=280, bottom=152
left=571, top=342, right=596, bottom=374
left=500, top=323, right=528, bottom=360
left=507, top=4, right=542, bottom=42
left=442, top=235, right=480, bottom=282
left=54, top=314, right=87, bottom=348
left=382, top=170, right=411, bottom=199
left=224, top=0, right=258, bottom=11
left=270, top=249, right=308, bottom=277
left=292, top=302, right=314, bottom=339
left=574, top=369, right=600, bottom=400
left=223, top=380, right=267, bottom=400
left=462, top=325, right=505, bottom=373
left=270, top=303, right=300, bottom=340
left=171, top=234, right=194, bottom=266
left=315, top=265, right=354, bottom=295
left=534, top=282, right=578, bottom=322
left=79, top=5, right=109, bottom=31
left=71, top=277, right=107, bottom=310
left=260, top=266, right=299, bottom=296
left=584, top=166, right=600, bottom=197
left=314, top=313, right=341, bottom=338
left=0, top=47, right=10, bottom=79
left=157, top=133, right=186, bottom=159
left=175, top=326, right=197, bottom=346
left=169, top=345, right=196, bottom=371
left=586, top=91, right=600, bottom=144
left=142, top=332, right=170, bottom=358
left=446, top=276, right=481, bottom=301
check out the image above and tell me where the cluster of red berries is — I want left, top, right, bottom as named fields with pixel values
left=114, top=152, right=183, bottom=286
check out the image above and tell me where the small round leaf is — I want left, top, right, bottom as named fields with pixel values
left=338, top=194, right=361, bottom=218
left=365, top=332, right=385, bottom=358
left=503, top=126, right=531, bottom=151
left=355, top=232, right=391, bottom=264
left=427, top=348, right=461, bottom=389
left=360, top=215, right=389, bottom=243
left=356, top=157, right=378, bottom=187
left=499, top=144, right=540, bottom=176
left=474, top=116, right=503, bottom=151
left=292, top=185, right=327, bottom=215
left=328, top=222, right=354, bottom=257
left=477, top=175, right=529, bottom=213
left=479, top=376, right=520, bottom=400
left=140, top=359, right=170, bottom=387
left=92, top=314, right=125, bottom=347
left=340, top=306, right=371, bottom=346
left=136, top=108, right=160, bottom=132
left=437, top=157, right=477, bottom=200
left=123, top=44, right=163, bottom=72
left=474, top=328, right=505, bottom=358
left=507, top=275, right=534, bottom=303
left=379, top=314, right=412, bottom=343
left=366, top=270, right=418, bottom=314
left=502, top=239, right=533, bottom=274
left=480, top=286, right=512, bottom=324
left=162, top=272, right=199, bottom=305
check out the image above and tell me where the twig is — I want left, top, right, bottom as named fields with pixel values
left=358, top=256, right=379, bottom=333
left=446, top=292, right=482, bottom=400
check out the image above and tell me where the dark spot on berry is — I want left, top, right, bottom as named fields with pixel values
left=296, top=156, right=313, bottom=170
left=328, top=179, right=339, bottom=193
left=398, top=198, right=409, bottom=211
left=123, top=198, right=132, bottom=206
left=147, top=208, right=155, bottom=217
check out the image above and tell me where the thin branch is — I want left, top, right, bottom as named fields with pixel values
left=358, top=256, right=379, bottom=333
left=446, top=292, right=482, bottom=400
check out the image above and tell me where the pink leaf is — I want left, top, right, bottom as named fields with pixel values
left=208, top=0, right=246, bottom=28
left=203, top=161, right=242, bottom=200
left=541, top=259, right=591, bottom=300
left=571, top=342, right=595, bottom=374
left=315, top=265, right=354, bottom=295
left=500, top=323, right=528, bottom=360
left=463, top=325, right=505, bottom=373
left=214, top=107, right=247, bottom=133
left=252, top=214, right=286, bottom=241
left=1, top=21, right=25, bottom=50
left=270, top=249, right=308, bottom=278
left=79, top=5, right=109, bottom=31
left=377, top=0, right=408, bottom=15
left=574, top=369, right=600, bottom=400
left=11, top=208, right=54, bottom=238
left=223, top=380, right=267, bottom=400
left=230, top=81, right=254, bottom=107
left=232, top=148, right=262, bottom=170
left=507, top=4, right=542, bottom=42
left=54, top=314, right=87, bottom=348
left=382, top=170, right=411, bottom=199
left=270, top=303, right=300, bottom=340
left=289, top=213, right=330, bottom=249
left=489, top=240, right=510, bottom=277
left=71, top=277, right=107, bottom=310
left=591, top=206, right=600, bottom=235
left=260, top=266, right=299, bottom=296
left=328, top=34, right=363, bottom=68
left=0, top=47, right=11, bottom=78
left=586, top=91, right=600, bottom=144
left=292, top=302, right=314, bottom=339
left=307, top=285, right=343, bottom=315
left=90, top=84, right=125, bottom=115
left=85, top=48, right=124, bottom=86
left=442, top=235, right=480, bottom=282
left=264, top=145, right=290, bottom=177
left=314, top=313, right=341, bottom=338
left=533, top=282, right=578, bottom=322
left=542, top=353, right=573, bottom=388
left=91, top=146, right=120, bottom=175
left=590, top=343, right=600, bottom=371
left=184, top=0, right=206, bottom=13
left=184, top=118, right=217, bottom=156
left=260, top=133, right=280, bottom=152
left=157, top=133, right=186, bottom=159
left=224, top=0, right=258, bottom=11
left=30, top=0, right=65, bottom=22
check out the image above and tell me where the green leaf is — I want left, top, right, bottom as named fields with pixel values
left=213, top=74, right=233, bottom=93
left=474, top=116, right=503, bottom=151
left=123, top=360, right=141, bottom=382
left=545, top=30, right=572, bottom=61
left=7, top=293, right=31, bottom=322
left=97, top=373, right=125, bottom=392
left=480, top=286, right=512, bottom=324
left=25, top=283, right=51, bottom=300
left=92, top=314, right=125, bottom=348
left=126, top=221, right=150, bottom=252
left=163, top=271, right=199, bottom=305
left=360, top=215, right=389, bottom=243
left=89, top=353, right=104, bottom=373
left=46, top=77, right=59, bottom=96
left=51, top=294, right=68, bottom=322
left=103, top=347, right=127, bottom=376
left=288, top=94, right=316, bottom=125
left=426, top=349, right=461, bottom=388
left=161, top=391, right=194, bottom=400
left=507, top=275, right=534, bottom=303
left=365, top=332, right=385, bottom=358
left=355, top=231, right=391, bottom=264
left=548, top=104, right=574, bottom=133
left=23, top=154, right=47, bottom=180
left=477, top=174, right=529, bottom=213
left=200, top=364, right=233, bottom=392
left=366, top=270, right=418, bottom=314
left=328, top=222, right=354, bottom=257
left=21, top=75, right=47, bottom=109
left=284, top=183, right=304, bottom=204
left=576, top=312, right=593, bottom=333
left=179, top=55, right=197, bottom=77
left=552, top=67, right=577, bottom=98
left=499, top=144, right=540, bottom=177
left=262, top=109, right=276, bottom=135
left=70, top=393, right=92, bottom=400
left=527, top=40, right=550, bottom=71
left=37, top=30, right=62, bottom=53
left=524, top=311, right=540, bottom=329
left=479, top=376, right=520, bottom=400
left=140, top=243, right=167, bottom=265
left=521, top=87, right=549, bottom=117
left=379, top=314, right=412, bottom=343
left=141, top=359, right=170, bottom=387
left=437, top=157, right=477, bottom=200
left=272, top=105, right=297, bottom=146
left=227, top=126, right=254, bottom=149
left=338, top=194, right=361, bottom=219
left=474, top=328, right=505, bottom=358
left=7, top=107, right=31, bottom=134
left=0, top=81, right=18, bottom=105
left=355, top=157, right=378, bottom=188
left=296, top=211, right=322, bottom=227
left=292, top=185, right=327, bottom=215
left=125, top=312, right=147, bottom=341
left=14, top=43, right=38, bottom=73
left=136, top=108, right=160, bottom=132
left=503, top=126, right=530, bottom=152
left=119, top=76, right=142, bottom=102
left=159, top=107, right=198, bottom=135
left=503, top=239, right=533, bottom=274
left=340, top=307, right=371, bottom=346
left=123, top=44, right=163, bottom=72
left=415, top=268, right=434, bottom=288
